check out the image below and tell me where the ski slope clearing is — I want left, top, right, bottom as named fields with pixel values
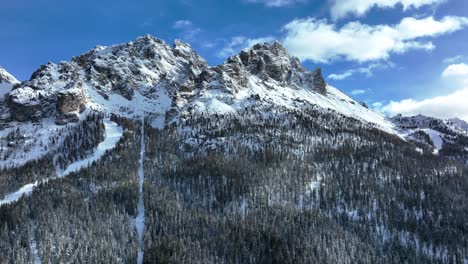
left=135, top=115, right=146, bottom=264
left=0, top=120, right=123, bottom=205
left=422, top=129, right=443, bottom=154
left=58, top=119, right=123, bottom=177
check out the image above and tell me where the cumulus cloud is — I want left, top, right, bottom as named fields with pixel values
left=217, top=36, right=275, bottom=58
left=245, top=0, right=306, bottom=7
left=381, top=87, right=468, bottom=121
left=381, top=64, right=468, bottom=121
left=282, top=16, right=468, bottom=63
left=173, top=20, right=201, bottom=40
left=330, top=0, right=445, bottom=20
left=328, top=62, right=393, bottom=80
left=442, top=63, right=468, bottom=77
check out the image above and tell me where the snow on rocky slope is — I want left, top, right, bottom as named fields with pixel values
left=0, top=66, right=19, bottom=99
left=1, top=35, right=395, bottom=132
left=0, top=35, right=403, bottom=170
left=0, top=119, right=123, bottom=205
left=391, top=114, right=468, bottom=158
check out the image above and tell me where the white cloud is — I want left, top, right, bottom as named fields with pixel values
left=443, top=55, right=464, bottom=64
left=281, top=16, right=468, bottom=63
left=173, top=20, right=201, bottom=41
left=245, top=0, right=305, bottom=7
left=381, top=87, right=468, bottom=121
left=442, top=63, right=468, bottom=77
left=350, top=89, right=367, bottom=95
left=330, top=0, right=445, bottom=20
left=328, top=62, right=393, bottom=80
left=217, top=36, right=275, bottom=58
left=380, top=62, right=468, bottom=121
left=173, top=20, right=193, bottom=29
left=328, top=71, right=353, bottom=80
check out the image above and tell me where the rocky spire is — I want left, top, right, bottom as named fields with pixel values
left=312, top=68, right=327, bottom=95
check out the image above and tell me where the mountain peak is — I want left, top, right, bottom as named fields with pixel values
left=0, top=67, right=19, bottom=84
left=220, top=40, right=328, bottom=93
left=1, top=35, right=395, bottom=134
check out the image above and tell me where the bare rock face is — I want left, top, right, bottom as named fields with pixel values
left=216, top=41, right=327, bottom=94
left=7, top=92, right=43, bottom=121
left=6, top=35, right=209, bottom=124
left=55, top=84, right=86, bottom=124
left=312, top=68, right=327, bottom=95
left=4, top=35, right=333, bottom=125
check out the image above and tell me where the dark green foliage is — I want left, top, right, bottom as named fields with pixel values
left=0, top=108, right=467, bottom=263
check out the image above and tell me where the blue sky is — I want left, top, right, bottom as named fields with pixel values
left=1, top=0, right=468, bottom=120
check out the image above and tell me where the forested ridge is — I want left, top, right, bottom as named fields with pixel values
left=0, top=107, right=467, bottom=263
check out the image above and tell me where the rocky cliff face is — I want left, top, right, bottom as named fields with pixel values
left=4, top=35, right=208, bottom=124
left=1, top=35, right=396, bottom=133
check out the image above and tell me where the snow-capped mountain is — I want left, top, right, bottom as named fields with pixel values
left=2, top=35, right=468, bottom=264
left=2, top=35, right=395, bottom=132
left=448, top=118, right=468, bottom=131
left=0, top=67, right=19, bottom=99
left=391, top=114, right=468, bottom=159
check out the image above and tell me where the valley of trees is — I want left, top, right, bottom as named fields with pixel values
left=0, top=107, right=467, bottom=263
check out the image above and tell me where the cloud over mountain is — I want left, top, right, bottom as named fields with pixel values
left=282, top=16, right=468, bottom=63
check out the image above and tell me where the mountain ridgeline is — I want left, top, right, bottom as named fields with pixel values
left=0, top=35, right=467, bottom=263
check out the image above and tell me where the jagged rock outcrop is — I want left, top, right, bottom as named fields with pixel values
left=7, top=90, right=43, bottom=121
left=312, top=68, right=327, bottom=94
left=5, top=35, right=209, bottom=123
left=3, top=35, right=389, bottom=131
left=213, top=41, right=328, bottom=94
left=55, top=84, right=86, bottom=124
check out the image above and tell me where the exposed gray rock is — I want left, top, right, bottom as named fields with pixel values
left=6, top=35, right=209, bottom=124
left=312, top=68, right=327, bottom=95
left=56, top=85, right=86, bottom=115
left=4, top=35, right=334, bottom=125
left=7, top=89, right=43, bottom=121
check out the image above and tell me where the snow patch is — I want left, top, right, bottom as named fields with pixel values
left=421, top=129, right=443, bottom=155
left=0, top=83, right=13, bottom=99
left=415, top=147, right=423, bottom=155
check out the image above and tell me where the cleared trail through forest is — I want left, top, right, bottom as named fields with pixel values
left=135, top=114, right=146, bottom=264
left=0, top=119, right=123, bottom=206
left=29, top=223, right=41, bottom=264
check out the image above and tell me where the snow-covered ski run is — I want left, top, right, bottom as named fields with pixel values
left=29, top=223, right=41, bottom=264
left=135, top=114, right=146, bottom=264
left=0, top=119, right=123, bottom=205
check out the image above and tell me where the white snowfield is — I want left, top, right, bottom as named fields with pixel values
left=0, top=66, right=19, bottom=85
left=421, top=129, right=443, bottom=155
left=0, top=118, right=73, bottom=169
left=0, top=120, right=123, bottom=206
left=189, top=76, right=398, bottom=135
left=85, top=83, right=171, bottom=129
left=0, top=83, right=13, bottom=99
